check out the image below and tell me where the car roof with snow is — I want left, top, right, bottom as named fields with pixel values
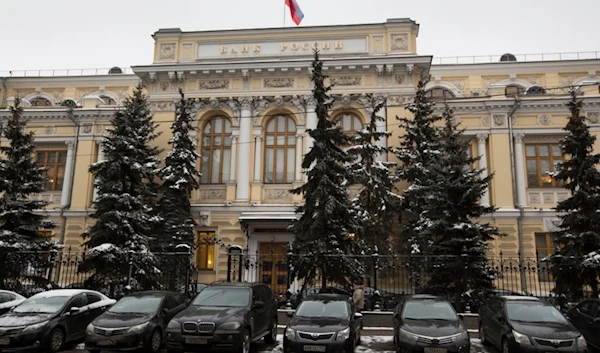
left=500, top=295, right=541, bottom=301
left=30, top=289, right=105, bottom=298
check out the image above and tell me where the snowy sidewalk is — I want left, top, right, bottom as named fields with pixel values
left=62, top=336, right=493, bottom=353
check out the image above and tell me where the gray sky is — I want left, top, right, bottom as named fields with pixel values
left=1, top=0, right=598, bottom=71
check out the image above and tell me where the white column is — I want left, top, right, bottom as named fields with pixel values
left=305, top=99, right=317, bottom=154
left=253, top=127, right=263, bottom=182
left=60, top=139, right=76, bottom=208
left=92, top=139, right=105, bottom=202
left=236, top=98, right=252, bottom=201
left=295, top=127, right=305, bottom=182
left=477, top=133, right=490, bottom=207
left=513, top=132, right=527, bottom=207
left=229, top=129, right=239, bottom=183
left=375, top=107, right=388, bottom=162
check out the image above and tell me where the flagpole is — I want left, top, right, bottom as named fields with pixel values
left=283, top=1, right=286, bottom=27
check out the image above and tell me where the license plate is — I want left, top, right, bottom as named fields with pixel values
left=303, top=345, right=326, bottom=352
left=97, top=339, right=116, bottom=346
left=0, top=338, right=9, bottom=345
left=185, top=337, right=208, bottom=345
left=424, top=348, right=447, bottom=353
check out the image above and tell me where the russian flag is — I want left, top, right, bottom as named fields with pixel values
left=285, top=0, right=304, bottom=26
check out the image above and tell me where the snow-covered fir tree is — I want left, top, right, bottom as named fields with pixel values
left=419, top=104, right=501, bottom=309
left=155, top=90, right=200, bottom=250
left=0, top=98, right=57, bottom=287
left=393, top=75, right=443, bottom=290
left=289, top=50, right=365, bottom=288
left=155, top=91, right=200, bottom=290
left=78, top=85, right=163, bottom=292
left=347, top=94, right=400, bottom=256
left=550, top=90, right=600, bottom=301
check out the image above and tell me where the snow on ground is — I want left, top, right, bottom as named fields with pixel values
left=67, top=336, right=491, bottom=353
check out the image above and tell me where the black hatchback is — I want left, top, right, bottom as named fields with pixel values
left=393, top=295, right=470, bottom=353
left=566, top=298, right=600, bottom=351
left=85, top=290, right=187, bottom=353
left=479, top=296, right=587, bottom=353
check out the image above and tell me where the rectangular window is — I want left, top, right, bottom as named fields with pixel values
left=525, top=143, right=564, bottom=188
left=36, top=150, right=67, bottom=191
left=535, top=232, right=557, bottom=282
left=196, top=231, right=215, bottom=271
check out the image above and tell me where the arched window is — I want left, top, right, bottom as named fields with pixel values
left=201, top=116, right=232, bottom=184
left=336, top=113, right=363, bottom=136
left=526, top=86, right=546, bottom=95
left=505, top=85, right=525, bottom=97
left=425, top=88, right=455, bottom=101
left=30, top=97, right=52, bottom=107
left=264, top=115, right=296, bottom=184
left=99, top=95, right=117, bottom=105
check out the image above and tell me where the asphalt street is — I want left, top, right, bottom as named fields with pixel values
left=53, top=336, right=496, bottom=353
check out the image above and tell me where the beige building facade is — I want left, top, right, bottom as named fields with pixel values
left=1, top=18, right=600, bottom=294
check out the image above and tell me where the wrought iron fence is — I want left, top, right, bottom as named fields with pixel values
left=0, top=247, right=197, bottom=299
left=226, top=249, right=561, bottom=310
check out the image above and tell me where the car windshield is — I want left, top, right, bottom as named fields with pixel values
left=12, top=295, right=69, bottom=313
left=108, top=296, right=163, bottom=314
left=402, top=300, right=457, bottom=320
left=296, top=300, right=349, bottom=319
left=506, top=301, right=568, bottom=324
left=191, top=287, right=250, bottom=307
left=0, top=293, right=15, bottom=304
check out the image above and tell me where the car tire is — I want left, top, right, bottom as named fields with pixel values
left=479, top=323, right=490, bottom=346
left=502, top=338, right=511, bottom=353
left=48, top=328, right=65, bottom=353
left=148, top=328, right=162, bottom=353
left=265, top=317, right=277, bottom=344
left=239, top=329, right=250, bottom=353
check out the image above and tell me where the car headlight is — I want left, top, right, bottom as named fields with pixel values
left=451, top=330, right=469, bottom=342
left=399, top=328, right=419, bottom=343
left=335, top=327, right=351, bottom=341
left=86, top=323, right=95, bottom=333
left=576, top=335, right=587, bottom=348
left=23, top=321, right=49, bottom=333
left=167, top=320, right=181, bottom=330
left=127, top=322, right=150, bottom=333
left=218, top=322, right=242, bottom=330
left=285, top=327, right=296, bottom=340
left=512, top=330, right=532, bottom=345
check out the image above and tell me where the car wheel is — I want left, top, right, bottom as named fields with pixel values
left=149, top=328, right=162, bottom=353
left=239, top=329, right=250, bottom=353
left=479, top=323, right=490, bottom=346
left=502, top=338, right=511, bottom=353
left=265, top=317, right=277, bottom=344
left=48, top=328, right=64, bottom=353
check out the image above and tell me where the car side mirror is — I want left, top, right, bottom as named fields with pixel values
left=253, top=300, right=264, bottom=309
left=393, top=312, right=400, bottom=319
left=162, top=308, right=169, bottom=316
left=69, top=307, right=80, bottom=315
left=458, top=314, right=464, bottom=321
left=355, top=312, right=363, bottom=318
left=286, top=311, right=294, bottom=318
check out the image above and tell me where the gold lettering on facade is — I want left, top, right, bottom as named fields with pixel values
left=281, top=44, right=287, bottom=51
left=220, top=46, right=227, bottom=54
left=335, top=41, right=343, bottom=49
left=302, top=42, right=310, bottom=50
left=218, top=40, right=345, bottom=54
left=254, top=44, right=261, bottom=52
left=322, top=42, right=330, bottom=49
left=230, top=47, right=237, bottom=53
left=241, top=45, right=249, bottom=53
left=291, top=43, right=299, bottom=50
left=312, top=42, right=319, bottom=49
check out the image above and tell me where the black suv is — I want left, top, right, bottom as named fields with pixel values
left=165, top=282, right=278, bottom=353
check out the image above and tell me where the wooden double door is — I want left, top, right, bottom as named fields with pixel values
left=258, top=242, right=289, bottom=296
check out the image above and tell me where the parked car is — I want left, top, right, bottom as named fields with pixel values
left=0, top=290, right=26, bottom=316
left=165, top=282, right=278, bottom=353
left=393, top=294, right=470, bottom=353
left=0, top=289, right=115, bottom=353
left=479, top=295, right=587, bottom=353
left=284, top=293, right=362, bottom=353
left=85, top=290, right=188, bottom=353
left=566, top=298, right=600, bottom=351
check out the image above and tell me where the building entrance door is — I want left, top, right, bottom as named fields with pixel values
left=258, top=242, right=289, bottom=296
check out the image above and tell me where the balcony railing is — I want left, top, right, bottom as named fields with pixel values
left=431, top=51, right=600, bottom=65
left=0, top=67, right=134, bottom=77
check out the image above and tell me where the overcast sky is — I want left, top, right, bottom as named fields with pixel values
left=1, top=0, right=598, bottom=71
